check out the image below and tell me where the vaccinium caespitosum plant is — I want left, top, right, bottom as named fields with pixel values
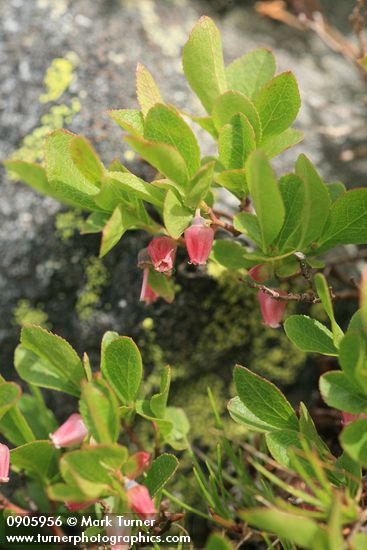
left=4, top=14, right=367, bottom=549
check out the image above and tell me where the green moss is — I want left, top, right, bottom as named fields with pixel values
left=39, top=58, right=75, bottom=103
left=157, top=272, right=306, bottom=386
left=137, top=271, right=307, bottom=447
left=9, top=101, right=81, bottom=167
left=55, top=210, right=84, bottom=242
left=13, top=299, right=50, bottom=328
left=76, top=257, right=110, bottom=322
left=8, top=56, right=80, bottom=169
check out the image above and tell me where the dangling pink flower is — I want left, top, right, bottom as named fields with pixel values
left=258, top=290, right=287, bottom=328
left=139, top=268, right=159, bottom=304
left=184, top=210, right=214, bottom=265
left=147, top=237, right=177, bottom=273
left=65, top=500, right=96, bottom=511
left=125, top=480, right=156, bottom=518
left=341, top=412, right=367, bottom=426
left=0, top=444, right=10, bottom=483
left=248, top=264, right=271, bottom=283
left=50, top=413, right=88, bottom=449
left=125, top=452, right=151, bottom=480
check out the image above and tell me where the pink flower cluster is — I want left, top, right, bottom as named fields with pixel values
left=139, top=210, right=214, bottom=304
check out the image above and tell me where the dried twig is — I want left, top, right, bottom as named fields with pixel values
left=255, top=0, right=367, bottom=79
left=240, top=277, right=359, bottom=302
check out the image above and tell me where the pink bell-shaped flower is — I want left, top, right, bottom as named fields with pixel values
left=184, top=210, right=214, bottom=265
left=125, top=452, right=151, bottom=479
left=147, top=237, right=177, bottom=273
left=125, top=480, right=156, bottom=519
left=140, top=268, right=159, bottom=305
left=50, top=413, right=88, bottom=449
left=258, top=290, right=287, bottom=328
left=0, top=444, right=10, bottom=483
left=248, top=264, right=271, bottom=283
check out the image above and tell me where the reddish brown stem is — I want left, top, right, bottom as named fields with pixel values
left=201, top=202, right=240, bottom=236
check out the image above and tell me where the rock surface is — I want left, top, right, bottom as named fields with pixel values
left=0, top=0, right=364, bottom=393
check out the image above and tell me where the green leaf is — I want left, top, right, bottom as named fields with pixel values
left=108, top=158, right=130, bottom=172
left=339, top=331, right=367, bottom=393
left=99, top=202, right=152, bottom=257
left=163, top=406, right=190, bottom=450
left=242, top=508, right=329, bottom=550
left=150, top=366, right=171, bottom=418
left=107, top=109, right=144, bottom=136
left=185, top=161, right=215, bottom=208
left=69, top=136, right=104, bottom=185
left=266, top=429, right=311, bottom=468
left=254, top=72, right=301, bottom=139
left=319, top=371, right=367, bottom=413
left=246, top=150, right=285, bottom=249
left=125, top=136, right=188, bottom=188
left=46, top=130, right=100, bottom=210
left=81, top=211, right=110, bottom=234
left=233, top=212, right=262, bottom=246
left=212, top=91, right=261, bottom=142
left=189, top=115, right=218, bottom=139
left=103, top=171, right=164, bottom=207
left=0, top=382, right=21, bottom=421
left=295, top=154, right=331, bottom=249
left=298, top=402, right=330, bottom=457
left=101, top=336, right=142, bottom=404
left=206, top=534, right=234, bottom=550
left=210, top=240, right=253, bottom=269
left=218, top=113, right=256, bottom=169
left=61, top=445, right=128, bottom=499
left=144, top=453, right=178, bottom=496
left=215, top=168, right=247, bottom=198
left=100, top=205, right=128, bottom=257
left=47, top=483, right=94, bottom=504
left=284, top=315, right=338, bottom=356
left=349, top=533, right=367, bottom=550
left=0, top=405, right=35, bottom=446
left=335, top=451, right=361, bottom=497
left=136, top=63, right=163, bottom=117
left=11, top=441, right=59, bottom=482
left=327, top=181, right=346, bottom=203
left=3, top=160, right=59, bottom=199
left=233, top=365, right=299, bottom=431
left=18, top=391, right=57, bottom=440
left=136, top=400, right=173, bottom=437
left=261, top=128, right=303, bottom=159
left=314, top=273, right=344, bottom=345
left=228, top=396, right=278, bottom=432
left=15, top=327, right=85, bottom=396
left=340, top=419, right=367, bottom=467
left=226, top=48, right=276, bottom=99
left=144, top=104, right=200, bottom=178
left=182, top=16, right=227, bottom=114
left=163, top=190, right=192, bottom=239
left=276, top=173, right=305, bottom=251
left=147, top=269, right=175, bottom=303
left=80, top=379, right=120, bottom=444
left=317, top=189, right=367, bottom=252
